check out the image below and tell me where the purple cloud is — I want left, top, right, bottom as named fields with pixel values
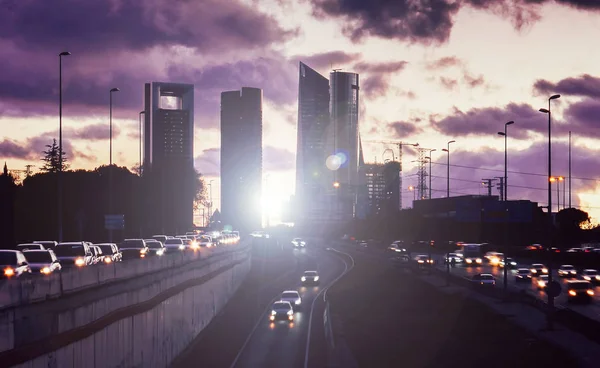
left=425, top=56, right=464, bottom=70
left=291, top=51, right=360, bottom=71
left=194, top=147, right=220, bottom=176
left=0, top=139, right=32, bottom=160
left=353, top=61, right=408, bottom=99
left=65, top=123, right=121, bottom=141
left=533, top=74, right=600, bottom=99
left=0, top=0, right=292, bottom=53
left=439, top=77, right=458, bottom=90
left=264, top=146, right=295, bottom=172
left=354, top=61, right=408, bottom=74
left=389, top=121, right=421, bottom=138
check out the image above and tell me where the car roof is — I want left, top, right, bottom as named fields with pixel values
left=480, top=273, right=494, bottom=277
left=0, top=250, right=19, bottom=253
left=583, top=269, right=598, bottom=272
left=273, top=301, right=292, bottom=307
left=561, top=264, right=574, bottom=267
left=22, top=249, right=50, bottom=253
left=517, top=268, right=530, bottom=271
left=283, top=290, right=299, bottom=294
left=304, top=270, right=318, bottom=273
left=532, top=263, right=544, bottom=266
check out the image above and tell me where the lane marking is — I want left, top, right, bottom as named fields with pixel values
left=304, top=248, right=355, bottom=368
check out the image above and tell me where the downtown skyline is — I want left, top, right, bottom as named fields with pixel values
left=1, top=0, right=600, bottom=223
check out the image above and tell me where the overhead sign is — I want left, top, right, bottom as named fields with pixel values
left=105, top=214, right=125, bottom=230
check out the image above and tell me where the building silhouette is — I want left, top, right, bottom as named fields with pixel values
left=220, top=87, right=263, bottom=234
left=143, top=82, right=195, bottom=234
left=359, top=162, right=401, bottom=217
left=296, top=62, right=331, bottom=227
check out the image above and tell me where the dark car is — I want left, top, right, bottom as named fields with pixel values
left=0, top=250, right=32, bottom=278
left=515, top=268, right=532, bottom=282
left=95, top=243, right=122, bottom=264
left=23, top=250, right=61, bottom=275
left=301, top=271, right=320, bottom=285
left=119, top=239, right=149, bottom=260
left=566, top=280, right=594, bottom=303
left=54, top=242, right=94, bottom=267
left=144, top=239, right=166, bottom=256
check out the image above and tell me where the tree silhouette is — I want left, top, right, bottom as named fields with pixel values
left=40, top=139, right=69, bottom=173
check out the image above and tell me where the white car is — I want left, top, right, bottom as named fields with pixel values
left=164, top=238, right=186, bottom=251
left=269, top=301, right=294, bottom=323
left=22, top=250, right=62, bottom=274
left=530, top=264, right=548, bottom=276
left=280, top=290, right=302, bottom=309
left=17, top=243, right=46, bottom=251
left=581, top=269, right=600, bottom=283
left=473, top=273, right=495, bottom=286
left=558, top=265, right=577, bottom=277
left=292, top=238, right=305, bottom=247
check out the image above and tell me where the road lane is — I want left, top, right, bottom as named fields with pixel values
left=232, top=247, right=347, bottom=368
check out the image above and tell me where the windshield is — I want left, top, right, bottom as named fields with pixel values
left=282, top=292, right=298, bottom=299
left=273, top=302, right=290, bottom=310
left=121, top=240, right=144, bottom=249
left=570, top=283, right=591, bottom=290
left=0, top=252, right=17, bottom=265
left=18, top=244, right=42, bottom=250
left=481, top=275, right=494, bottom=280
left=165, top=238, right=183, bottom=245
left=305, top=271, right=318, bottom=276
left=147, top=242, right=163, bottom=249
left=517, top=270, right=529, bottom=274
left=24, top=251, right=53, bottom=263
left=98, top=245, right=114, bottom=254
left=585, top=270, right=598, bottom=275
left=562, top=266, right=574, bottom=269
left=54, top=245, right=86, bottom=257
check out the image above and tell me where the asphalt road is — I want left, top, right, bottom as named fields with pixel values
left=171, top=238, right=349, bottom=368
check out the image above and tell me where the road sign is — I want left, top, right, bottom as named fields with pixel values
left=104, top=214, right=125, bottom=230
left=548, top=281, right=562, bottom=298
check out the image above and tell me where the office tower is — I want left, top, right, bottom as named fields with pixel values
left=329, top=70, right=360, bottom=222
left=296, top=62, right=331, bottom=227
left=143, top=82, right=195, bottom=234
left=220, top=87, right=263, bottom=233
left=358, top=161, right=400, bottom=218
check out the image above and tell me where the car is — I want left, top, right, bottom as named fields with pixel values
left=144, top=239, right=166, bottom=256
left=164, top=237, right=186, bottom=251
left=151, top=235, right=168, bottom=244
left=119, top=239, right=149, bottom=260
left=581, top=269, right=600, bottom=283
left=280, top=290, right=302, bottom=309
left=23, top=250, right=61, bottom=275
left=301, top=271, right=320, bottom=285
left=566, top=280, right=594, bottom=303
left=292, top=238, right=305, bottom=248
left=515, top=268, right=532, bottom=282
left=95, top=243, right=122, bottom=263
left=32, top=241, right=58, bottom=250
left=499, top=257, right=517, bottom=268
left=269, top=301, right=294, bottom=323
left=0, top=250, right=32, bottom=278
left=445, top=253, right=462, bottom=264
left=484, top=252, right=504, bottom=266
left=536, top=275, right=549, bottom=290
left=391, top=255, right=411, bottom=267
left=90, top=245, right=105, bottom=265
left=472, top=273, right=495, bottom=286
left=388, top=241, right=407, bottom=253
left=566, top=248, right=582, bottom=253
left=17, top=243, right=46, bottom=251
left=414, top=254, right=434, bottom=265
left=198, top=236, right=213, bottom=248
left=54, top=242, right=94, bottom=267
left=530, top=264, right=548, bottom=276
left=558, top=265, right=577, bottom=278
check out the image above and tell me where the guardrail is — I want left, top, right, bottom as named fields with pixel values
left=323, top=301, right=334, bottom=349
left=0, top=244, right=241, bottom=310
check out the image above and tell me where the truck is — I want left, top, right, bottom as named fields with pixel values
left=460, top=243, right=483, bottom=266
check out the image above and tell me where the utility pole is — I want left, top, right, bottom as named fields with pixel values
left=482, top=178, right=496, bottom=196
left=495, top=177, right=504, bottom=201
left=569, top=131, right=572, bottom=208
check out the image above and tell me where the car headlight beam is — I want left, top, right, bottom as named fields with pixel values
left=41, top=267, right=51, bottom=275
left=75, top=258, right=85, bottom=267
left=314, top=276, right=319, bottom=281
left=301, top=276, right=306, bottom=281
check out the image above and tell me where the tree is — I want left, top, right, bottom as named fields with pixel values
left=40, top=139, right=69, bottom=173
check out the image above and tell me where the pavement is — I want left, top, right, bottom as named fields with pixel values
left=326, top=245, right=582, bottom=367
left=170, top=237, right=350, bottom=368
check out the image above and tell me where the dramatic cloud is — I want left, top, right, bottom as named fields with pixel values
left=194, top=147, right=220, bottom=176
left=425, top=56, right=464, bottom=70
left=353, top=61, right=408, bottom=99
left=292, top=51, right=360, bottom=71
left=264, top=146, right=295, bottom=171
left=389, top=121, right=421, bottom=138
left=0, top=0, right=293, bottom=53
left=564, top=99, right=600, bottom=130
left=354, top=61, right=408, bottom=74
left=0, top=134, right=82, bottom=164
left=66, top=123, right=121, bottom=141
left=533, top=74, right=600, bottom=98
left=0, top=139, right=32, bottom=160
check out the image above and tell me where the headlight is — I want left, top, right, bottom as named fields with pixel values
left=301, top=276, right=306, bottom=281
left=269, top=315, right=275, bottom=321
left=104, top=257, right=112, bottom=264
left=3, top=268, right=14, bottom=277
left=568, top=290, right=576, bottom=296
left=530, top=269, right=537, bottom=273
left=476, top=258, right=482, bottom=263
left=571, top=271, right=576, bottom=274
left=75, top=258, right=85, bottom=266
left=179, top=245, right=185, bottom=250
left=271, top=310, right=276, bottom=315
left=418, top=260, right=424, bottom=264
left=314, top=276, right=319, bottom=281
left=538, top=281, right=545, bottom=287
left=157, top=249, right=164, bottom=256
left=466, top=259, right=472, bottom=264
left=584, top=276, right=591, bottom=280
left=542, top=268, right=548, bottom=273
left=295, top=299, right=301, bottom=305
left=140, top=248, right=147, bottom=254
left=41, top=267, right=51, bottom=274
left=587, top=290, right=594, bottom=296
left=287, top=310, right=293, bottom=315
left=510, top=262, right=517, bottom=266
left=191, top=244, right=200, bottom=250
left=595, top=276, right=600, bottom=280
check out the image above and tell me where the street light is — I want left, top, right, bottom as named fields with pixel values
left=408, top=185, right=416, bottom=202
left=497, top=121, right=514, bottom=201
left=138, top=111, right=145, bottom=176
left=108, top=87, right=120, bottom=242
left=58, top=51, right=71, bottom=242
left=427, top=149, right=436, bottom=199
left=441, top=140, right=456, bottom=197
left=333, top=181, right=340, bottom=189
left=550, top=176, right=565, bottom=211
left=539, top=93, right=560, bottom=329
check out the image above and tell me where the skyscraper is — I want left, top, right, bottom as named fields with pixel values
left=296, top=62, right=330, bottom=227
left=143, top=82, right=195, bottom=234
left=220, top=87, right=263, bottom=234
left=329, top=70, right=360, bottom=222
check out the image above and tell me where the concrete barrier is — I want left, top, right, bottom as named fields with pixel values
left=0, top=246, right=251, bottom=367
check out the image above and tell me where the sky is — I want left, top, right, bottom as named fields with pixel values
left=1, top=0, right=600, bottom=225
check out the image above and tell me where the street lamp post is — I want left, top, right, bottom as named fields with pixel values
left=208, top=179, right=214, bottom=228
left=108, top=87, right=120, bottom=242
left=441, top=140, right=456, bottom=198
left=539, top=94, right=560, bottom=329
left=138, top=111, right=145, bottom=176
left=497, top=121, right=514, bottom=201
left=58, top=51, right=71, bottom=243
left=428, top=149, right=436, bottom=199
left=569, top=131, right=572, bottom=208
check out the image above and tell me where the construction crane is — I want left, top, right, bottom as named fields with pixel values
left=362, top=140, right=419, bottom=209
